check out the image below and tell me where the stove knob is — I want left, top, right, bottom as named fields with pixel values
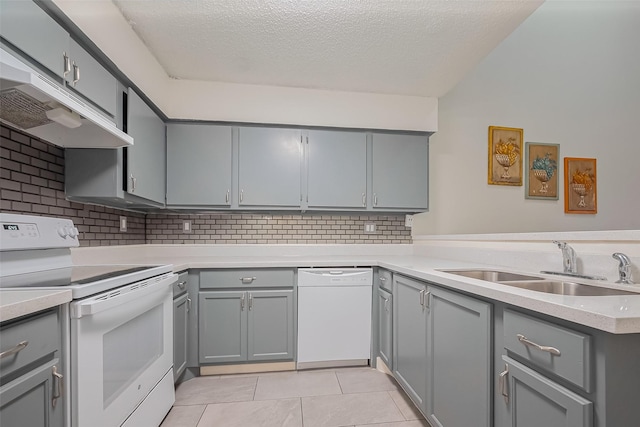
left=68, top=227, right=79, bottom=238
left=57, top=227, right=68, bottom=238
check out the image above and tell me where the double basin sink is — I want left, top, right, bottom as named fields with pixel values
left=439, top=269, right=637, bottom=296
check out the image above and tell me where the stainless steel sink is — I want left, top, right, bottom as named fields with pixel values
left=499, top=281, right=637, bottom=296
left=439, top=269, right=638, bottom=296
left=439, top=269, right=544, bottom=282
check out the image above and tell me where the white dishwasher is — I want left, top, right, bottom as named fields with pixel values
left=297, top=268, right=373, bottom=369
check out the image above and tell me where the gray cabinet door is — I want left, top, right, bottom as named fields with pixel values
left=66, top=39, right=117, bottom=117
left=0, top=358, right=64, bottom=427
left=199, top=291, right=247, bottom=364
left=372, top=133, right=428, bottom=210
left=166, top=124, right=232, bottom=206
left=238, top=127, right=302, bottom=207
left=0, top=0, right=69, bottom=79
left=426, top=286, right=492, bottom=427
left=392, top=275, right=428, bottom=412
left=173, top=293, right=189, bottom=382
left=127, top=88, right=166, bottom=204
left=247, top=290, right=294, bottom=361
left=306, top=130, right=367, bottom=208
left=502, top=356, right=592, bottom=427
left=377, top=287, right=393, bottom=368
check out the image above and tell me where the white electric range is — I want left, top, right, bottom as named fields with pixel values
left=0, top=213, right=177, bottom=427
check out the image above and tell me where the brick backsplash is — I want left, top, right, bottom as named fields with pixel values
left=146, top=213, right=411, bottom=244
left=2, top=124, right=412, bottom=246
left=0, top=125, right=146, bottom=246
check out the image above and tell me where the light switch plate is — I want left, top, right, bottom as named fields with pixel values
left=364, top=223, right=376, bottom=233
left=183, top=220, right=192, bottom=233
left=119, top=216, right=127, bottom=232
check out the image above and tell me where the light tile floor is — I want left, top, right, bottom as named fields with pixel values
left=161, top=367, right=432, bottom=427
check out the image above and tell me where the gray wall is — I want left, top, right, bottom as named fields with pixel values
left=415, top=0, right=640, bottom=235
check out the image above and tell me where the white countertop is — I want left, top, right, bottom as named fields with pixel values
left=5, top=246, right=640, bottom=333
left=108, top=250, right=640, bottom=334
left=0, top=289, right=72, bottom=322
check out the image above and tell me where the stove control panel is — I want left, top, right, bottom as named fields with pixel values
left=0, top=213, right=79, bottom=250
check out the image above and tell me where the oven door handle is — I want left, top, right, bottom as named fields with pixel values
left=71, top=274, right=176, bottom=318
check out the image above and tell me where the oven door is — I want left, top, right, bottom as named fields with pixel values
left=70, top=273, right=175, bottom=427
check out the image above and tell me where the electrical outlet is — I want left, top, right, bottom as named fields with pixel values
left=183, top=220, right=192, bottom=233
left=405, top=214, right=413, bottom=228
left=119, top=216, right=127, bottom=232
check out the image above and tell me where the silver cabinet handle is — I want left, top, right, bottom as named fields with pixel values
left=383, top=297, right=390, bottom=312
left=240, top=277, right=256, bottom=284
left=240, top=293, right=245, bottom=311
left=499, top=363, right=509, bottom=404
left=240, top=189, right=244, bottom=203
left=186, top=297, right=192, bottom=312
left=379, top=276, right=387, bottom=283
left=72, top=62, right=80, bottom=86
left=362, top=193, right=366, bottom=207
left=63, top=52, right=71, bottom=77
left=130, top=174, right=136, bottom=192
left=178, top=281, right=186, bottom=290
left=248, top=293, right=253, bottom=310
left=517, top=334, right=561, bottom=356
left=52, top=365, right=63, bottom=408
left=0, top=340, right=28, bottom=359
left=374, top=193, right=378, bottom=206
left=419, top=289, right=425, bottom=306
left=424, top=291, right=431, bottom=309
left=226, top=189, right=230, bottom=204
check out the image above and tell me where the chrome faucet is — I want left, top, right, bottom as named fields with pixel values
left=612, top=253, right=634, bottom=284
left=553, top=240, right=577, bottom=274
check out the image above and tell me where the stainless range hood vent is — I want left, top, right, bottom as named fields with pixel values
left=0, top=48, right=133, bottom=148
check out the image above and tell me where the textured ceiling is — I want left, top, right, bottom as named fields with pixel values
left=111, top=0, right=543, bottom=97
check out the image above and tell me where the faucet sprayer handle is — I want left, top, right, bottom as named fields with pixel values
left=612, top=252, right=634, bottom=285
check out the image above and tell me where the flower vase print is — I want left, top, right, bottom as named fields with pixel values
left=488, top=126, right=523, bottom=186
left=564, top=157, right=597, bottom=214
left=525, top=142, right=559, bottom=200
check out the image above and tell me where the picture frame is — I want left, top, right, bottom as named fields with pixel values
left=564, top=157, right=597, bottom=214
left=525, top=142, right=560, bottom=200
left=488, top=126, right=523, bottom=186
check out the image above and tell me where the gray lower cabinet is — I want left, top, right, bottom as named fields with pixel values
left=173, top=292, right=189, bottom=381
left=377, top=287, right=392, bottom=368
left=199, top=289, right=294, bottom=364
left=238, top=127, right=302, bottom=208
left=426, top=286, right=492, bottom=427
left=392, top=275, right=428, bottom=412
left=0, top=309, right=64, bottom=427
left=500, top=356, right=592, bottom=427
left=305, top=129, right=367, bottom=209
left=372, top=132, right=428, bottom=210
left=166, top=123, right=233, bottom=206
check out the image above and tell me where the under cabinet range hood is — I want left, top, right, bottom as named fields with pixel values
left=0, top=48, right=133, bottom=148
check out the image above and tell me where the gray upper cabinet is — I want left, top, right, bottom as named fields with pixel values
left=372, top=133, right=428, bottom=210
left=0, top=0, right=69, bottom=80
left=126, top=88, right=166, bottom=204
left=306, top=130, right=367, bottom=209
left=393, top=274, right=428, bottom=412
left=65, top=39, right=117, bottom=117
left=238, top=127, right=302, bottom=207
left=166, top=124, right=232, bottom=206
left=426, top=286, right=492, bottom=427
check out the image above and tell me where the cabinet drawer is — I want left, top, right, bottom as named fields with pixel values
left=503, top=309, right=591, bottom=391
left=377, top=269, right=393, bottom=291
left=200, top=269, right=294, bottom=289
left=0, top=310, right=59, bottom=381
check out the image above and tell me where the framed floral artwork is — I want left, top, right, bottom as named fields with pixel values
left=488, top=126, right=523, bottom=186
left=525, top=142, right=559, bottom=200
left=564, top=157, right=597, bottom=214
